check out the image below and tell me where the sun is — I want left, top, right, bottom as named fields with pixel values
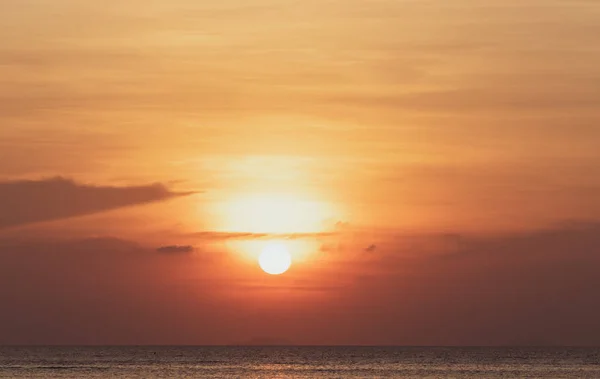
left=258, top=243, right=292, bottom=275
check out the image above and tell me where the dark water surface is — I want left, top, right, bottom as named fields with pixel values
left=1, top=346, right=599, bottom=378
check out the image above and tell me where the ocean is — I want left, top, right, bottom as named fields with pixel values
left=1, top=346, right=599, bottom=378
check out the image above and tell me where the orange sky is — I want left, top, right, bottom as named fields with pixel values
left=1, top=0, right=600, bottom=345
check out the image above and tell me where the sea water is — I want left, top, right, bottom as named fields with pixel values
left=1, top=346, right=599, bottom=378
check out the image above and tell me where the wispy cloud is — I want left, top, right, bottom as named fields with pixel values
left=188, top=231, right=338, bottom=241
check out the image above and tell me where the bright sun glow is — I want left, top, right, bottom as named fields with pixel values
left=217, top=193, right=338, bottom=234
left=258, top=242, right=292, bottom=275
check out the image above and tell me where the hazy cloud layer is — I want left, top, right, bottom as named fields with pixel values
left=0, top=177, right=190, bottom=229
left=0, top=223, right=599, bottom=345
left=323, top=223, right=600, bottom=346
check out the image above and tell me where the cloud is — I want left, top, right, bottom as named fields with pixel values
left=364, top=244, right=377, bottom=252
left=0, top=236, right=223, bottom=345
left=0, top=177, right=192, bottom=229
left=1, top=222, right=600, bottom=346
left=188, top=231, right=339, bottom=241
left=326, top=85, right=600, bottom=114
left=321, top=222, right=600, bottom=346
left=157, top=245, right=194, bottom=254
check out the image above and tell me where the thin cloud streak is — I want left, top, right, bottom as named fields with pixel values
left=188, top=231, right=339, bottom=241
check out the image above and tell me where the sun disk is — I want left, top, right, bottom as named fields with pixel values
left=258, top=243, right=292, bottom=275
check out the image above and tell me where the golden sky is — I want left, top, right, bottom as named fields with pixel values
left=2, top=0, right=600, bottom=232
left=1, top=0, right=600, bottom=345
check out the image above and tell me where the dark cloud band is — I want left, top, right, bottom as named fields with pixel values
left=0, top=177, right=193, bottom=229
